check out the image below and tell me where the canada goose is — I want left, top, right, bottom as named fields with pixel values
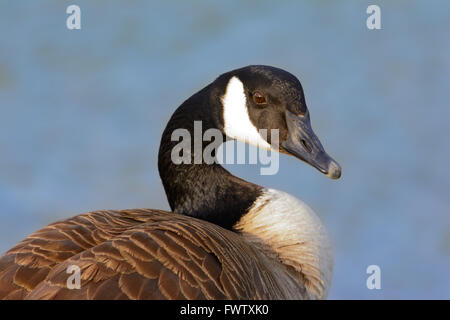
left=0, top=65, right=341, bottom=300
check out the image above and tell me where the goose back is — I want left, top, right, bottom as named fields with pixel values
left=0, top=210, right=308, bottom=299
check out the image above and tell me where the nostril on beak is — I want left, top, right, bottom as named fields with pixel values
left=300, top=139, right=312, bottom=153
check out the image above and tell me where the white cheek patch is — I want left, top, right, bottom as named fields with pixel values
left=222, top=76, right=272, bottom=150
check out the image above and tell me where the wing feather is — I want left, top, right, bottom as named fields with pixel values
left=0, top=209, right=300, bottom=299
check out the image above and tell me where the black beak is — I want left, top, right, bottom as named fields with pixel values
left=280, top=110, right=341, bottom=179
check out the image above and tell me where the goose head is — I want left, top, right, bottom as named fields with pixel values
left=159, top=65, right=341, bottom=229
left=218, top=65, right=341, bottom=179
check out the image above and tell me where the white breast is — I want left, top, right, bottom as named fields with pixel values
left=234, top=188, right=334, bottom=299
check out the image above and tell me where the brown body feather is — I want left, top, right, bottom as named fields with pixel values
left=0, top=209, right=307, bottom=300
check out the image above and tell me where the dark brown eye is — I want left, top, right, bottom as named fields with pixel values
left=252, top=91, right=267, bottom=105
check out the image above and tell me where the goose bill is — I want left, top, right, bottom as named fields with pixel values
left=280, top=110, right=341, bottom=179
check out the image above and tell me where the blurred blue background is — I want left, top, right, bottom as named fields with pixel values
left=1, top=1, right=449, bottom=299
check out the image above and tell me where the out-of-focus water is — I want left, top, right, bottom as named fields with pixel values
left=0, top=1, right=449, bottom=299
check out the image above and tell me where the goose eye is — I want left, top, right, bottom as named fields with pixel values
left=252, top=91, right=267, bottom=105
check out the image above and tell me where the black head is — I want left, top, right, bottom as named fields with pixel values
left=217, top=65, right=341, bottom=179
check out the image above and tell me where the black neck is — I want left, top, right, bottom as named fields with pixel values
left=157, top=83, right=263, bottom=230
